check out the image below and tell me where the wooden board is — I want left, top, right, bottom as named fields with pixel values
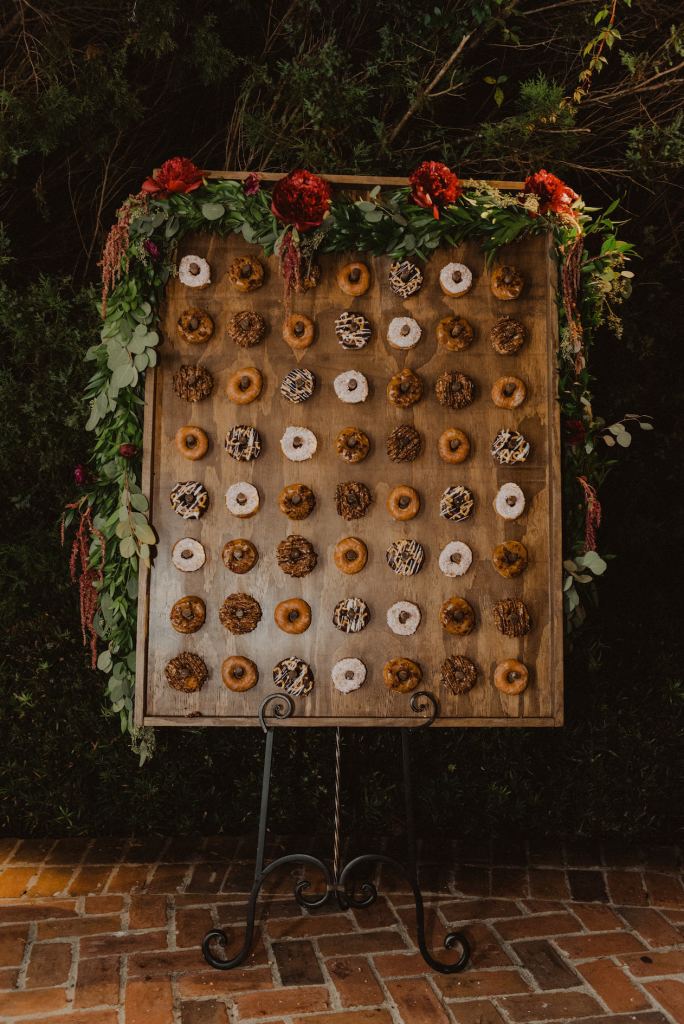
left=135, top=175, right=563, bottom=729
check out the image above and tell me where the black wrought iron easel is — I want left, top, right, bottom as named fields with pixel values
left=202, top=691, right=470, bottom=974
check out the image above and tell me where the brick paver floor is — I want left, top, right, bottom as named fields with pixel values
left=0, top=837, right=682, bottom=1023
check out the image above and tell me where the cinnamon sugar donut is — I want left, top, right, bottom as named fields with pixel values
left=492, top=375, right=526, bottom=409
left=438, top=428, right=470, bottom=464
left=333, top=536, right=367, bottom=575
left=337, top=262, right=370, bottom=297
left=175, top=425, right=209, bottom=461
left=222, top=656, right=258, bottom=692
left=226, top=366, right=263, bottom=405
left=283, top=313, right=315, bottom=350
left=494, top=659, right=529, bottom=695
left=387, top=485, right=420, bottom=521
left=274, top=597, right=311, bottom=635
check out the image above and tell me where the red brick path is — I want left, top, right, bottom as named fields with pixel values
left=0, top=837, right=682, bottom=1023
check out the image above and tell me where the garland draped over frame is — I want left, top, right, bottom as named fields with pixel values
left=63, top=159, right=648, bottom=761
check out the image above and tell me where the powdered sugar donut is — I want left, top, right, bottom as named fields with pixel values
left=387, top=317, right=421, bottom=350
left=386, top=600, right=421, bottom=636
left=439, top=541, right=473, bottom=578
left=439, top=262, right=472, bottom=297
left=225, top=482, right=260, bottom=518
left=172, top=538, right=206, bottom=573
left=332, top=658, right=367, bottom=694
left=334, top=370, right=368, bottom=404
left=280, top=426, right=317, bottom=462
left=494, top=482, right=525, bottom=520
left=179, top=255, right=211, bottom=289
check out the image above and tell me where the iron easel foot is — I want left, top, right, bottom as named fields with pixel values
left=201, top=691, right=470, bottom=974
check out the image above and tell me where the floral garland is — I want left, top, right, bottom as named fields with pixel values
left=63, top=158, right=647, bottom=759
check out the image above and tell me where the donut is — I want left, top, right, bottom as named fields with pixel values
left=387, top=485, right=420, bottom=521
left=386, top=601, right=421, bottom=636
left=226, top=367, right=262, bottom=405
left=332, top=597, right=370, bottom=634
left=175, top=425, right=209, bottom=461
left=491, top=265, right=524, bottom=300
left=387, top=317, right=421, bottom=350
left=173, top=364, right=213, bottom=402
left=283, top=313, right=315, bottom=350
left=333, top=536, right=367, bottom=575
left=337, top=262, right=370, bottom=297
left=332, top=658, right=367, bottom=693
left=178, top=255, right=210, bottom=289
left=221, top=656, right=258, bottom=692
left=388, top=260, right=423, bottom=298
left=492, top=376, right=526, bottom=409
left=170, top=481, right=209, bottom=520
left=438, top=541, right=473, bottom=578
left=177, top=308, right=214, bottom=345
left=225, top=425, right=261, bottom=462
left=387, top=368, right=423, bottom=408
left=335, top=481, right=371, bottom=520
left=494, top=659, right=529, bottom=695
left=274, top=597, right=311, bottom=635
left=491, top=428, right=530, bottom=465
left=335, top=427, right=370, bottom=464
left=386, top=538, right=424, bottom=576
left=228, top=255, right=264, bottom=292
left=435, top=370, right=475, bottom=409
left=225, top=482, right=260, bottom=518
left=219, top=593, right=262, bottom=635
left=440, top=597, right=476, bottom=636
left=386, top=425, right=422, bottom=463
left=441, top=655, right=477, bottom=695
left=490, top=316, right=525, bottom=355
left=440, top=485, right=474, bottom=523
left=383, top=657, right=422, bottom=693
left=492, top=540, right=528, bottom=578
left=276, top=535, right=317, bottom=577
left=436, top=315, right=474, bottom=352
left=334, top=370, right=368, bottom=404
left=335, top=311, right=372, bottom=350
left=280, top=368, right=315, bottom=403
left=278, top=483, right=316, bottom=520
left=222, top=538, right=258, bottom=574
left=280, top=426, right=317, bottom=462
left=228, top=311, right=266, bottom=348
left=165, top=652, right=208, bottom=693
left=172, top=538, right=206, bottom=573
left=494, top=482, right=525, bottom=520
left=493, top=599, right=531, bottom=637
left=438, top=428, right=470, bottom=464
left=273, top=656, right=314, bottom=697
left=439, top=262, right=473, bottom=297
left=170, top=595, right=206, bottom=634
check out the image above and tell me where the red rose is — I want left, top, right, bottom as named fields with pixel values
left=119, top=443, right=138, bottom=459
left=409, top=161, right=462, bottom=219
left=564, top=418, right=586, bottom=446
left=271, top=169, right=332, bottom=232
left=523, top=169, right=579, bottom=219
left=74, top=464, right=88, bottom=487
left=141, top=157, right=203, bottom=199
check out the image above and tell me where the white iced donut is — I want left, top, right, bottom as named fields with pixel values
left=494, top=482, right=526, bottom=520
left=439, top=262, right=472, bottom=297
left=386, top=600, right=421, bottom=636
left=334, top=370, right=368, bottom=404
left=178, top=255, right=211, bottom=289
left=225, top=482, right=260, bottom=518
left=280, top=426, right=317, bottom=462
left=387, top=317, right=421, bottom=350
left=438, top=541, right=473, bottom=578
left=172, top=538, right=206, bottom=573
left=332, top=658, right=367, bottom=694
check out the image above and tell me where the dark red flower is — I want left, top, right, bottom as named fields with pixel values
left=523, top=169, right=579, bottom=219
left=144, top=239, right=160, bottom=260
left=141, top=157, right=203, bottom=199
left=74, top=464, right=88, bottom=487
left=243, top=173, right=261, bottom=197
left=271, top=169, right=332, bottom=232
left=564, top=418, right=586, bottom=446
left=119, top=443, right=138, bottom=459
left=409, top=161, right=462, bottom=219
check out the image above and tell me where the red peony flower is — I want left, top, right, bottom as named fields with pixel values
left=141, top=157, right=203, bottom=199
left=409, top=161, right=462, bottom=219
left=271, top=169, right=332, bottom=232
left=74, top=464, right=88, bottom=487
left=243, top=173, right=261, bottom=197
left=523, top=169, right=579, bottom=219
left=119, top=443, right=138, bottom=459
left=143, top=239, right=160, bottom=260
left=564, top=418, right=586, bottom=446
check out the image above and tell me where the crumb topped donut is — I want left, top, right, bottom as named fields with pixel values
left=439, top=262, right=473, bottom=297
left=335, top=481, right=371, bottom=520
left=435, top=370, right=475, bottom=409
left=228, top=255, right=264, bottom=292
left=283, top=313, right=315, bottom=351
left=438, top=427, right=470, bottom=464
left=225, top=482, right=260, bottom=518
left=219, top=592, right=262, bottom=634
left=222, top=656, right=258, bottom=692
left=335, top=426, right=370, bottom=464
left=278, top=483, right=316, bottom=520
left=175, top=425, right=209, bottom=461
left=333, top=536, right=367, bottom=574
left=440, top=597, right=476, bottom=636
left=337, top=262, right=370, bottom=297
left=387, top=485, right=420, bottom=521
left=222, top=538, right=258, bottom=574
left=383, top=657, right=422, bottom=693
left=276, top=535, right=317, bottom=577
left=228, top=311, right=266, bottom=348
left=492, top=375, right=526, bottom=409
left=491, top=265, right=524, bottom=300
left=179, top=255, right=210, bottom=289
left=226, top=366, right=263, bottom=405
left=441, top=655, right=478, bottom=695
left=436, top=315, right=474, bottom=352
left=493, top=599, right=531, bottom=637
left=388, top=260, right=423, bottom=298
left=177, top=308, right=214, bottom=345
left=386, top=425, right=422, bottom=462
left=274, top=597, right=311, bottom=635
left=490, top=316, right=525, bottom=355
left=173, top=364, right=213, bottom=402
left=387, top=368, right=423, bottom=407
left=387, top=317, right=421, bottom=350
left=494, top=659, right=529, bottom=695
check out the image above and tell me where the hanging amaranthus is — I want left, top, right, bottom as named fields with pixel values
left=62, top=503, right=106, bottom=667
left=577, top=475, right=602, bottom=553
left=561, top=234, right=586, bottom=376
left=99, top=192, right=149, bottom=316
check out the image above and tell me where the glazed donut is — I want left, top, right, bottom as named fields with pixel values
left=165, top=652, right=208, bottom=693
left=333, top=536, right=367, bottom=574
left=492, top=376, right=526, bottom=409
left=283, top=313, right=315, bottom=351
left=177, top=308, right=214, bottom=345
left=491, top=265, right=524, bottom=301
left=337, top=262, right=370, bottom=297
left=334, top=370, right=368, bottom=404
left=175, top=425, right=209, bottom=461
left=274, top=597, right=311, bottom=635
left=228, top=255, right=264, bottom=292
left=226, top=366, right=263, bottom=405
left=386, top=601, right=421, bottom=636
left=387, top=317, right=421, bottom=350
left=221, top=656, right=258, bottom=692
left=438, top=541, right=473, bottom=578
left=438, top=428, right=470, bottom=465
left=278, top=483, right=316, bottom=520
left=492, top=540, right=528, bottom=579
left=280, top=426, right=317, bottom=462
left=228, top=311, right=266, bottom=348
left=332, top=658, right=367, bottom=693
left=440, top=597, right=476, bottom=636
left=172, top=538, right=206, bottom=573
left=169, top=595, right=206, bottom=634
left=335, top=427, right=370, bottom=464
left=178, top=255, right=210, bottom=289
left=439, top=262, right=473, bottom=297
left=494, top=659, right=529, bottom=695
left=383, top=657, right=422, bottom=693
left=222, top=538, right=258, bottom=574
left=387, top=485, right=420, bottom=521
left=387, top=368, right=423, bottom=408
left=225, top=482, right=260, bottom=518
left=436, top=315, right=474, bottom=352
left=494, top=482, right=525, bottom=520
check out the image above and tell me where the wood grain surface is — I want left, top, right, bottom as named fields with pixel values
left=135, top=182, right=563, bottom=729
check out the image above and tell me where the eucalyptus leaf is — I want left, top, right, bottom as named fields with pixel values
left=119, top=535, right=137, bottom=558
left=110, top=363, right=135, bottom=390
left=616, top=432, right=632, bottom=447
left=130, top=492, right=149, bottom=512
left=134, top=522, right=157, bottom=545
left=202, top=202, right=226, bottom=221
